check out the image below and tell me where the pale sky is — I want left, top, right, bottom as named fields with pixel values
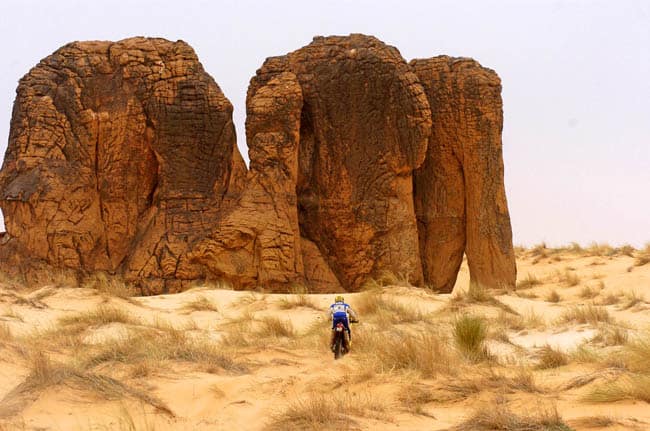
left=0, top=0, right=648, bottom=247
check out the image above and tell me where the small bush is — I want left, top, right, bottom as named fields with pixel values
left=537, top=345, right=568, bottom=369
left=453, top=315, right=489, bottom=361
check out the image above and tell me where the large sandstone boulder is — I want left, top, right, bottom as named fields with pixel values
left=410, top=56, right=516, bottom=292
left=249, top=34, right=432, bottom=291
left=0, top=37, right=246, bottom=293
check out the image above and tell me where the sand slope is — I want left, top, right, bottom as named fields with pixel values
left=1, top=248, right=649, bottom=430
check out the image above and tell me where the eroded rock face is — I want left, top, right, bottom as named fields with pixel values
left=0, top=35, right=516, bottom=294
left=410, top=56, right=517, bottom=291
left=0, top=37, right=246, bottom=293
left=250, top=34, right=432, bottom=291
left=189, top=72, right=309, bottom=290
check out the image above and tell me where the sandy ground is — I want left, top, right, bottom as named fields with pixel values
left=0, top=248, right=649, bottom=430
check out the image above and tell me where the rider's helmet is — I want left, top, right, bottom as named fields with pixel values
left=335, top=295, right=344, bottom=303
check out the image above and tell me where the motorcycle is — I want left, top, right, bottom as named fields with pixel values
left=332, top=322, right=348, bottom=359
left=332, top=320, right=358, bottom=360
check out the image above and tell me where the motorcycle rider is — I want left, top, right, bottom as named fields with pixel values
left=329, top=295, right=359, bottom=351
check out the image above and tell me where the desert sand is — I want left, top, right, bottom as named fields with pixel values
left=1, top=245, right=649, bottom=430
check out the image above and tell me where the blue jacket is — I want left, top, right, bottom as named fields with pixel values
left=329, top=301, right=358, bottom=321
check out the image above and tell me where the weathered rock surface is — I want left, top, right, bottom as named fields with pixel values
left=410, top=56, right=516, bottom=292
left=0, top=37, right=246, bottom=293
left=189, top=72, right=309, bottom=290
left=0, top=35, right=516, bottom=294
left=249, top=34, right=432, bottom=291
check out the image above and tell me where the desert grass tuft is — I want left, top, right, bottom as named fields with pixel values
left=81, top=272, right=137, bottom=301
left=584, top=375, right=650, bottom=403
left=453, top=315, right=489, bottom=362
left=267, top=392, right=386, bottom=430
left=621, top=290, right=645, bottom=310
left=183, top=296, right=219, bottom=313
left=452, top=398, right=570, bottom=431
left=516, top=273, right=542, bottom=289
left=256, top=316, right=295, bottom=338
left=357, top=330, right=453, bottom=377
left=579, top=286, right=598, bottom=299
left=83, top=327, right=247, bottom=374
left=58, top=305, right=139, bottom=328
left=569, top=416, right=616, bottom=429
left=354, top=289, right=428, bottom=324
left=592, top=325, right=628, bottom=346
left=558, top=269, right=580, bottom=287
left=559, top=304, right=611, bottom=325
left=276, top=294, right=319, bottom=311
left=536, top=345, right=568, bottom=369
left=0, top=352, right=172, bottom=417
left=546, top=290, right=561, bottom=303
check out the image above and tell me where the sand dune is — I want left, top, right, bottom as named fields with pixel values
left=1, top=246, right=649, bottom=430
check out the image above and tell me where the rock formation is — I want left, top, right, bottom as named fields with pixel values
left=0, top=35, right=516, bottom=294
left=0, top=37, right=246, bottom=293
left=410, top=56, right=516, bottom=292
left=249, top=35, right=432, bottom=291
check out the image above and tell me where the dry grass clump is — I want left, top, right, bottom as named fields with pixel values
left=516, top=273, right=542, bottom=289
left=397, top=383, right=438, bottom=416
left=558, top=269, right=580, bottom=287
left=256, top=316, right=295, bottom=338
left=559, top=304, right=611, bottom=325
left=592, top=325, right=628, bottom=346
left=569, top=416, right=616, bottom=429
left=546, top=290, right=561, bottom=303
left=634, top=244, right=650, bottom=266
left=58, top=305, right=139, bottom=328
left=619, top=332, right=650, bottom=373
left=0, top=352, right=172, bottom=418
left=579, top=286, right=599, bottom=299
left=453, top=399, right=570, bottom=431
left=599, top=292, right=620, bottom=305
left=536, top=345, right=569, bottom=369
left=83, top=326, right=247, bottom=374
left=267, top=391, right=386, bottom=430
left=453, top=315, right=489, bottom=362
left=357, top=330, right=453, bottom=377
left=276, top=285, right=321, bottom=310
left=517, top=272, right=542, bottom=289
left=354, top=289, right=427, bottom=324
left=498, top=309, right=546, bottom=331
left=183, top=296, right=219, bottom=313
left=585, top=242, right=615, bottom=257
left=81, top=272, right=137, bottom=300
left=584, top=375, right=650, bottom=403
left=621, top=290, right=645, bottom=310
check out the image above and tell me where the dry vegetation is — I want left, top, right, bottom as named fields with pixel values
left=0, top=243, right=649, bottom=430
